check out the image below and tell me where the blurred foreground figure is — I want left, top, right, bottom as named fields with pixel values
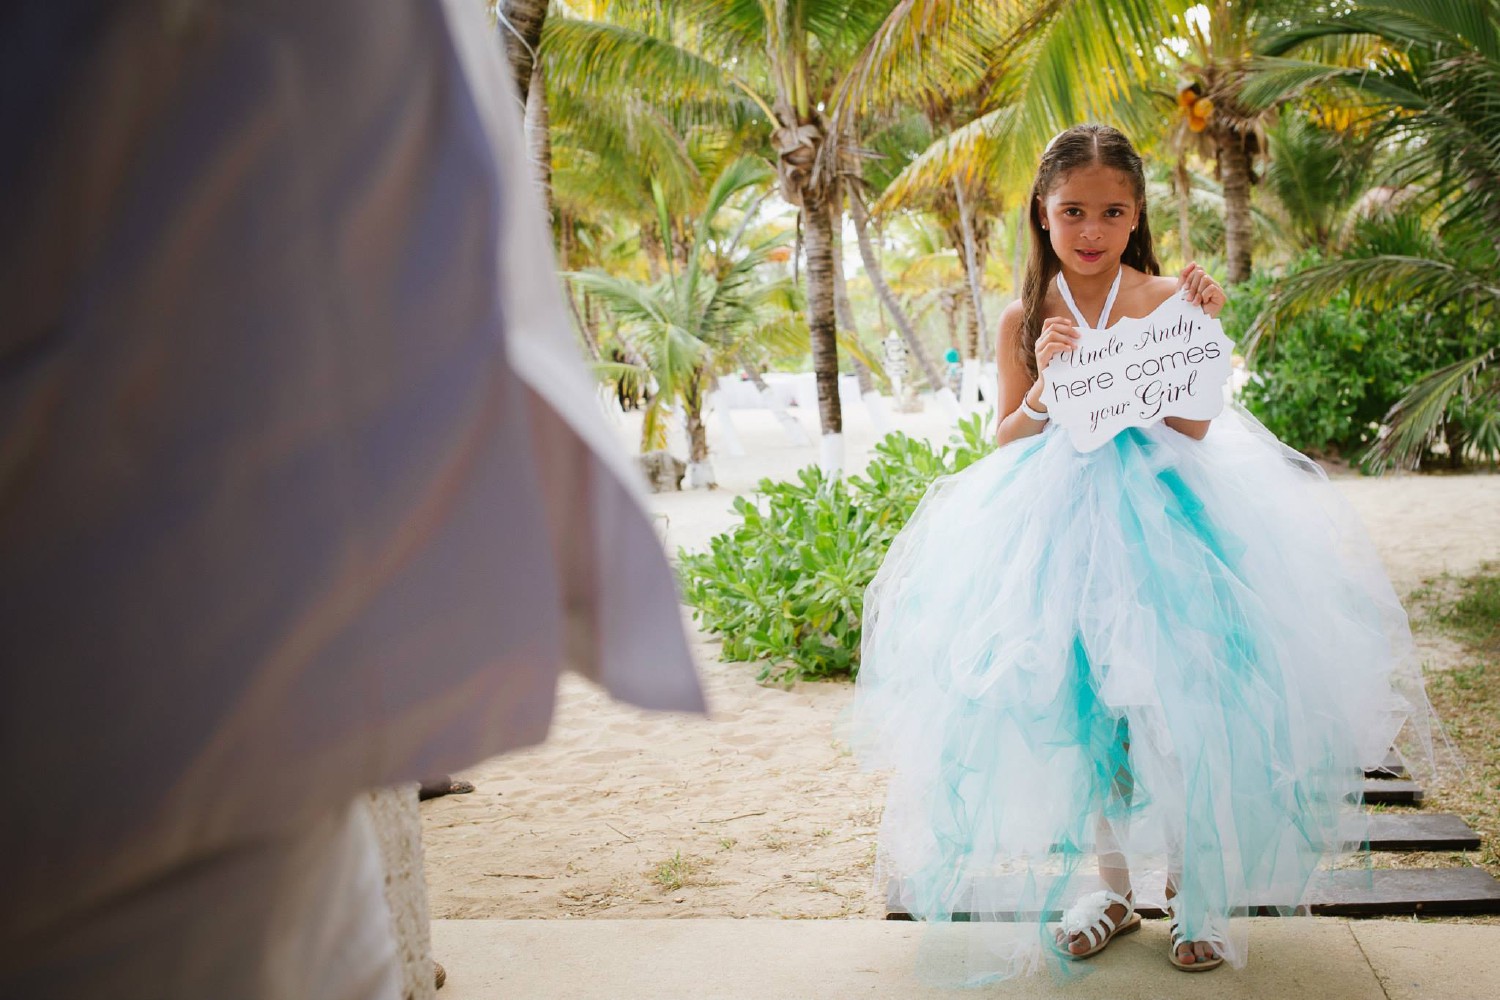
left=0, top=2, right=703, bottom=997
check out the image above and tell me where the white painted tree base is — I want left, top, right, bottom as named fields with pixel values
left=819, top=433, right=845, bottom=478
left=684, top=460, right=717, bottom=489
left=959, top=359, right=983, bottom=409
left=759, top=387, right=810, bottom=445
left=710, top=393, right=748, bottom=457
left=861, top=391, right=893, bottom=437
left=934, top=387, right=962, bottom=420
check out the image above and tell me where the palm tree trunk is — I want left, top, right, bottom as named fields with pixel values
left=940, top=289, right=961, bottom=355
left=849, top=190, right=946, bottom=391
left=685, top=406, right=711, bottom=469
left=565, top=287, right=600, bottom=360
left=831, top=213, right=870, bottom=392
left=640, top=225, right=665, bottom=282
left=1176, top=155, right=1194, bottom=265
left=961, top=289, right=979, bottom=360
left=801, top=194, right=844, bottom=469
left=682, top=375, right=715, bottom=488
left=556, top=208, right=598, bottom=361
left=524, top=59, right=552, bottom=222
left=952, top=179, right=989, bottom=361
left=1217, top=124, right=1253, bottom=283
left=500, top=0, right=548, bottom=107
left=832, top=219, right=895, bottom=436
left=850, top=356, right=874, bottom=393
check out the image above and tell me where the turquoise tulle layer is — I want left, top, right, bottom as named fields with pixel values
left=851, top=407, right=1429, bottom=983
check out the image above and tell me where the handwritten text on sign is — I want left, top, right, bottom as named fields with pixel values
left=1043, top=293, right=1235, bottom=452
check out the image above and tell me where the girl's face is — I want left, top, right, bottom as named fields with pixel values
left=1038, top=164, right=1140, bottom=276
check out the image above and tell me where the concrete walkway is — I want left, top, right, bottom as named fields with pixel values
left=431, top=917, right=1500, bottom=999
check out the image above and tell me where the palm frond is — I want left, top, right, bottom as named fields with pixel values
left=1262, top=114, right=1382, bottom=250
left=591, top=359, right=648, bottom=382
left=827, top=0, right=1001, bottom=129
left=640, top=392, right=672, bottom=452
left=871, top=106, right=1018, bottom=213
left=695, top=156, right=776, bottom=246
left=550, top=90, right=707, bottom=212
left=896, top=249, right=964, bottom=287
left=1367, top=346, right=1500, bottom=469
left=1355, top=0, right=1500, bottom=62
left=568, top=268, right=674, bottom=325
left=1247, top=252, right=1500, bottom=355
left=543, top=15, right=771, bottom=118
left=836, top=329, right=886, bottom=379
left=1239, top=57, right=1373, bottom=110
left=993, top=0, right=1180, bottom=148
left=745, top=313, right=812, bottom=361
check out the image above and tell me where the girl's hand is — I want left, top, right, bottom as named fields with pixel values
left=1179, top=262, right=1227, bottom=318
left=1034, top=315, right=1080, bottom=375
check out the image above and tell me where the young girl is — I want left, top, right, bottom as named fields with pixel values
left=851, top=124, right=1433, bottom=983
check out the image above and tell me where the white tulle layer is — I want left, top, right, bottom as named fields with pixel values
left=851, top=405, right=1432, bottom=984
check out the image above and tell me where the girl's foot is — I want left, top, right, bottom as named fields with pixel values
left=1164, top=892, right=1225, bottom=971
left=1054, top=889, right=1141, bottom=959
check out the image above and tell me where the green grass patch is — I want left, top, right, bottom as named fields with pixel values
left=650, top=850, right=698, bottom=892
left=1435, top=567, right=1500, bottom=658
left=1410, top=563, right=1500, bottom=875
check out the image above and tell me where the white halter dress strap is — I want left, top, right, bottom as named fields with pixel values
left=1056, top=268, right=1123, bottom=330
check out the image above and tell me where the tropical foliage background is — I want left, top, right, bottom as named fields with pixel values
left=492, top=0, right=1500, bottom=677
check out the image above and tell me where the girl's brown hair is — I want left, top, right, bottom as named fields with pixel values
left=1019, top=124, right=1160, bottom=379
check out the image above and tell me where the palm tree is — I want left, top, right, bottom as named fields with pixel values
left=663, top=0, right=994, bottom=471
left=847, top=188, right=948, bottom=393
left=543, top=1, right=994, bottom=471
left=540, top=5, right=769, bottom=379
left=857, top=107, right=1004, bottom=363
left=1245, top=0, right=1500, bottom=468
left=1160, top=4, right=1277, bottom=284
left=495, top=0, right=549, bottom=105
left=1259, top=114, right=1381, bottom=256
left=570, top=157, right=809, bottom=486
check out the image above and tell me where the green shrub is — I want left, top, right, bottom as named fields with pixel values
left=1226, top=269, right=1421, bottom=459
left=678, top=414, right=995, bottom=683
left=1229, top=253, right=1497, bottom=468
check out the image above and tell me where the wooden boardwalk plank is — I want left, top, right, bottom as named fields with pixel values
left=1365, top=750, right=1409, bottom=779
left=1360, top=779, right=1425, bottom=805
left=886, top=869, right=1500, bottom=921
left=1309, top=869, right=1500, bottom=916
left=1033, top=813, right=1475, bottom=856
left=1365, top=813, right=1479, bottom=851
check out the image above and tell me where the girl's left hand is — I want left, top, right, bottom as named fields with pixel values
left=1179, top=262, right=1226, bottom=318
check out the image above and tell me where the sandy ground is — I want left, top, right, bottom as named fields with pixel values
left=422, top=395, right=1500, bottom=921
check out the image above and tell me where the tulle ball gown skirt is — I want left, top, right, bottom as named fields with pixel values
left=850, top=406, right=1432, bottom=983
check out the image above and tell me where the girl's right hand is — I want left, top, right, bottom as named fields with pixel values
left=1034, top=315, right=1080, bottom=375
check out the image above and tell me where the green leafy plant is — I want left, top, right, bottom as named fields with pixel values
left=650, top=850, right=698, bottom=892
left=1227, top=250, right=1496, bottom=468
left=1226, top=265, right=1417, bottom=459
left=1246, top=2, right=1500, bottom=469
left=678, top=415, right=994, bottom=683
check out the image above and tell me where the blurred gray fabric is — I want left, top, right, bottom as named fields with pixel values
left=0, top=2, right=702, bottom=996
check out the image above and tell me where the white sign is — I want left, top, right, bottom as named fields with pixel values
left=1043, top=293, right=1234, bottom=452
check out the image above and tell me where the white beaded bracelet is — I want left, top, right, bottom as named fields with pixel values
left=1018, top=397, right=1050, bottom=422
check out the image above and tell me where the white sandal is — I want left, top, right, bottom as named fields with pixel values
left=1055, top=889, right=1141, bottom=960
left=1167, top=901, right=1226, bottom=972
